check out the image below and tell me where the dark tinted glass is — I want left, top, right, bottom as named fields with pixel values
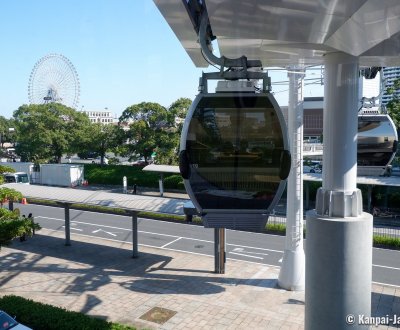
left=186, top=95, right=284, bottom=210
left=358, top=115, right=397, bottom=166
left=4, top=175, right=16, bottom=183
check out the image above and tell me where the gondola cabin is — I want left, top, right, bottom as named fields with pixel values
left=179, top=80, right=291, bottom=230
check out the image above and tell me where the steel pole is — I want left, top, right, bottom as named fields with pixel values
left=64, top=203, right=71, bottom=246
left=278, top=66, right=305, bottom=291
left=214, top=228, right=225, bottom=274
left=305, top=52, right=372, bottom=330
left=132, top=212, right=138, bottom=258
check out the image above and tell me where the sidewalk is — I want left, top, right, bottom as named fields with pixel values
left=75, top=184, right=190, bottom=200
left=1, top=229, right=399, bottom=329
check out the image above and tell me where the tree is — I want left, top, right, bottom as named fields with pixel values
left=0, top=187, right=40, bottom=250
left=13, top=103, right=92, bottom=163
left=119, top=102, right=172, bottom=164
left=386, top=78, right=400, bottom=129
left=168, top=97, right=192, bottom=132
left=80, top=123, right=123, bottom=165
left=0, top=187, right=23, bottom=208
left=0, top=165, right=16, bottom=185
left=119, top=99, right=192, bottom=165
left=0, top=116, right=16, bottom=148
left=157, top=98, right=191, bottom=164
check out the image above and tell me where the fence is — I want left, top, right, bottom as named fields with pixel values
left=268, top=213, right=400, bottom=240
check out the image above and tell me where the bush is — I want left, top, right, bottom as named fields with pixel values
left=84, top=164, right=160, bottom=187
left=84, top=164, right=184, bottom=190
left=373, top=235, right=400, bottom=249
left=0, top=295, right=135, bottom=330
left=163, top=175, right=185, bottom=190
left=266, top=223, right=286, bottom=234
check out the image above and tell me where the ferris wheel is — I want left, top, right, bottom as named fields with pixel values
left=28, top=53, right=80, bottom=109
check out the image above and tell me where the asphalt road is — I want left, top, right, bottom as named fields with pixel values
left=14, top=203, right=400, bottom=287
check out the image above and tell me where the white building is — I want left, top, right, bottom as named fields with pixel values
left=381, top=67, right=400, bottom=105
left=82, top=109, right=115, bottom=124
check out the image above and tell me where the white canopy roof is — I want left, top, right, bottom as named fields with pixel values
left=154, top=0, right=400, bottom=67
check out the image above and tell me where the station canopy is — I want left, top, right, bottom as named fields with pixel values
left=153, top=0, right=400, bottom=67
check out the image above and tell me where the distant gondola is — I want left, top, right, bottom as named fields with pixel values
left=357, top=109, right=398, bottom=176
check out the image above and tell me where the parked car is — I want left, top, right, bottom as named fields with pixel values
left=303, top=165, right=317, bottom=173
left=0, top=310, right=32, bottom=329
left=91, top=156, right=109, bottom=165
left=132, top=157, right=153, bottom=166
left=78, top=151, right=99, bottom=159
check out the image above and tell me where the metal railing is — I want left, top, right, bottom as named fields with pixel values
left=268, top=213, right=400, bottom=240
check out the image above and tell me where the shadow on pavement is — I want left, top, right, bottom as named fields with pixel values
left=2, top=233, right=280, bottom=301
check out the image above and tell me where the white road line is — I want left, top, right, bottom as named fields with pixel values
left=32, top=229, right=400, bottom=286
left=372, top=281, right=400, bottom=288
left=139, top=230, right=180, bottom=239
left=61, top=226, right=83, bottom=232
left=36, top=215, right=400, bottom=274
left=229, top=252, right=264, bottom=260
left=38, top=216, right=131, bottom=231
left=161, top=237, right=182, bottom=248
left=372, top=264, right=400, bottom=271
left=232, top=247, right=268, bottom=256
left=227, top=243, right=283, bottom=254
left=92, top=229, right=118, bottom=237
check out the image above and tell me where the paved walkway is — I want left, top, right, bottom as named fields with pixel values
left=3, top=183, right=187, bottom=215
left=1, top=229, right=399, bottom=329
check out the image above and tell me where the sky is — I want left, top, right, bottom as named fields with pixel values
left=0, top=0, right=324, bottom=119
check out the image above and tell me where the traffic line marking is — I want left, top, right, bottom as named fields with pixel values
left=232, top=247, right=269, bottom=256
left=161, top=237, right=182, bottom=248
left=92, top=228, right=118, bottom=237
left=229, top=252, right=263, bottom=260
left=372, top=264, right=400, bottom=271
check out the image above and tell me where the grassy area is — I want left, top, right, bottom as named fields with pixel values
left=265, top=223, right=286, bottom=235
left=0, top=295, right=135, bottom=330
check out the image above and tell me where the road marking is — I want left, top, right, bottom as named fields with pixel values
left=372, top=264, right=400, bottom=271
left=228, top=243, right=283, bottom=254
left=232, top=247, right=269, bottom=256
left=229, top=252, right=264, bottom=260
left=279, top=258, right=283, bottom=263
left=139, top=230, right=181, bottom=239
left=61, top=226, right=83, bottom=232
left=161, top=237, right=182, bottom=248
left=92, top=229, right=118, bottom=237
left=372, top=281, right=400, bottom=288
left=35, top=215, right=400, bottom=275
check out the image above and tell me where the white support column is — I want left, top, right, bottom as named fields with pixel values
left=305, top=53, right=373, bottom=330
left=278, top=66, right=305, bottom=291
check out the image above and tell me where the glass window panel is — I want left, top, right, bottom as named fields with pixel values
left=186, top=95, right=285, bottom=210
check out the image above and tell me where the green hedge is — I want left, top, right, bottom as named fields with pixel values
left=84, top=164, right=184, bottom=189
left=0, top=295, right=135, bottom=330
left=163, top=175, right=185, bottom=190
left=373, top=235, right=400, bottom=249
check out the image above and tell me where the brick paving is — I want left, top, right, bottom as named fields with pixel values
left=1, top=228, right=399, bottom=329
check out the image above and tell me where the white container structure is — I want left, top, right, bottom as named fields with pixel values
left=40, top=164, right=84, bottom=187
